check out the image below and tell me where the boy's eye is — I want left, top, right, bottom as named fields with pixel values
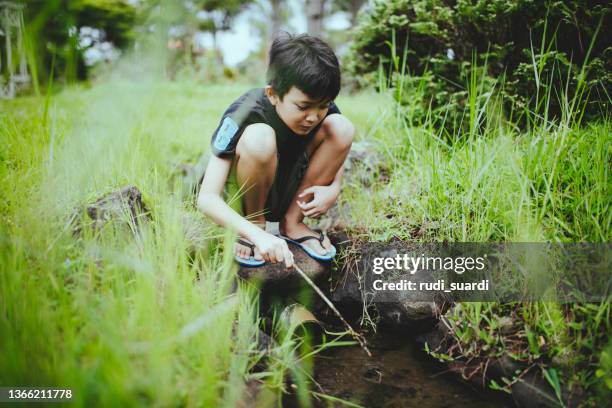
left=296, top=103, right=330, bottom=111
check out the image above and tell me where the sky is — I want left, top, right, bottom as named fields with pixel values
left=200, top=0, right=352, bottom=66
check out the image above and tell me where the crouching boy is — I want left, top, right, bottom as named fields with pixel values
left=197, top=33, right=354, bottom=268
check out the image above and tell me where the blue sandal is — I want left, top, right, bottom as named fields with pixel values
left=235, top=239, right=265, bottom=267
left=281, top=232, right=336, bottom=262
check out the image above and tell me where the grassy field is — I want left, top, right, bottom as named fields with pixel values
left=338, top=72, right=611, bottom=404
left=336, top=73, right=611, bottom=405
left=0, top=81, right=382, bottom=407
left=1, top=76, right=610, bottom=406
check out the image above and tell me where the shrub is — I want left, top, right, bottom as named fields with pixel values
left=346, top=0, right=611, bottom=128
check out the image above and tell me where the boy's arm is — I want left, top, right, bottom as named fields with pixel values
left=197, top=155, right=263, bottom=241
left=296, top=164, right=345, bottom=218
left=330, top=165, right=344, bottom=190
left=196, top=155, right=294, bottom=267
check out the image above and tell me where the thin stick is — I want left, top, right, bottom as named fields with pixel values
left=292, top=264, right=372, bottom=357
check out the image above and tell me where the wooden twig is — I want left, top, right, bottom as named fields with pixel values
left=292, top=264, right=372, bottom=357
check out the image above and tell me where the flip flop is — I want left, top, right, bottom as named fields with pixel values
left=281, top=232, right=336, bottom=262
left=235, top=239, right=265, bottom=267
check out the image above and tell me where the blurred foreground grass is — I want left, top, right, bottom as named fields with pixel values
left=0, top=81, right=383, bottom=407
left=1, top=81, right=257, bottom=406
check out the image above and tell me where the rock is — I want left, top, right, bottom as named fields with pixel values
left=237, top=240, right=332, bottom=284
left=255, top=329, right=277, bottom=354
left=325, top=231, right=370, bottom=321
left=236, top=379, right=271, bottom=408
left=330, top=239, right=449, bottom=327
left=415, top=320, right=453, bottom=354
left=377, top=296, right=438, bottom=325
left=251, top=328, right=277, bottom=372
left=280, top=303, right=321, bottom=329
left=498, top=316, right=515, bottom=334
left=278, top=303, right=328, bottom=343
left=483, top=355, right=582, bottom=408
left=237, top=230, right=349, bottom=285
left=180, top=210, right=211, bottom=253
left=508, top=365, right=579, bottom=408
left=172, top=153, right=209, bottom=199
left=416, top=321, right=581, bottom=408
left=74, top=185, right=151, bottom=234
left=343, top=140, right=388, bottom=187
left=329, top=264, right=363, bottom=307
left=374, top=270, right=450, bottom=325
left=238, top=231, right=349, bottom=322
left=239, top=324, right=278, bottom=374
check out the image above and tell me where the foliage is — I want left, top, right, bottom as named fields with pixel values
left=140, top=0, right=253, bottom=82
left=192, top=0, right=253, bottom=33
left=21, top=0, right=137, bottom=85
left=596, top=341, right=612, bottom=396
left=339, top=43, right=610, bottom=403
left=346, top=0, right=611, bottom=128
left=352, top=6, right=612, bottom=396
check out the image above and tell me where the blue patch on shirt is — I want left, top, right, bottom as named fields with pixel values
left=214, top=117, right=239, bottom=151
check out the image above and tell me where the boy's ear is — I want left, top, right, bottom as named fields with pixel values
left=265, top=85, right=279, bottom=106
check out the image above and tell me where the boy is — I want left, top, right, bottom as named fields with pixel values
left=197, top=33, right=354, bottom=268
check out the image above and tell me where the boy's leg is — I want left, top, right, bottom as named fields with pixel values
left=280, top=114, right=354, bottom=255
left=234, top=124, right=278, bottom=260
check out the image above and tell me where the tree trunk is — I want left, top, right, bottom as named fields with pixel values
left=270, top=0, right=283, bottom=39
left=305, top=0, right=326, bottom=38
left=348, top=0, right=366, bottom=28
left=211, top=28, right=223, bottom=65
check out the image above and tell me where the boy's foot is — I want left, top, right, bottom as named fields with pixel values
left=235, top=238, right=265, bottom=267
left=279, top=222, right=334, bottom=257
left=236, top=221, right=266, bottom=261
left=235, top=238, right=264, bottom=260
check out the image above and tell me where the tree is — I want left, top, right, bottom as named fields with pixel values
left=21, top=0, right=136, bottom=85
left=143, top=0, right=253, bottom=72
left=304, top=0, right=366, bottom=38
left=333, top=0, right=366, bottom=28
left=269, top=0, right=286, bottom=39
left=192, top=0, right=252, bottom=53
left=304, top=0, right=326, bottom=37
left=246, top=0, right=288, bottom=50
left=347, top=0, right=612, bottom=126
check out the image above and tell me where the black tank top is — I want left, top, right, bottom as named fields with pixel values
left=210, top=88, right=341, bottom=162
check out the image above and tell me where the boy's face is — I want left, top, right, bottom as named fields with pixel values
left=265, top=85, right=331, bottom=136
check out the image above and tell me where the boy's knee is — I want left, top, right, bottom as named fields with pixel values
left=237, top=123, right=277, bottom=163
left=324, top=114, right=354, bottom=151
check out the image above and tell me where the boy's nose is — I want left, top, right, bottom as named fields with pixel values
left=306, top=112, right=318, bottom=123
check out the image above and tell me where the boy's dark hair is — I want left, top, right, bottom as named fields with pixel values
left=267, top=32, right=341, bottom=102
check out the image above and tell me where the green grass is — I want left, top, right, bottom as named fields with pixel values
left=336, top=49, right=611, bottom=405
left=0, top=80, right=366, bottom=407
left=2, top=81, right=246, bottom=406
left=1, top=70, right=610, bottom=405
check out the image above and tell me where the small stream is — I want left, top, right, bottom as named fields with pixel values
left=258, top=244, right=515, bottom=408
left=311, top=332, right=513, bottom=408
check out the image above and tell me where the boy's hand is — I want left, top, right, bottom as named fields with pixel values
left=297, top=184, right=340, bottom=218
left=253, top=231, right=294, bottom=268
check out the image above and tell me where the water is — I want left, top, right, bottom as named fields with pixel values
left=312, top=333, right=512, bottom=408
